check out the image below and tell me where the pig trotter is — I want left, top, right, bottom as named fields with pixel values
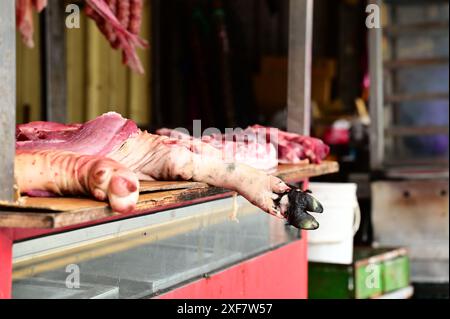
left=275, top=188, right=324, bottom=230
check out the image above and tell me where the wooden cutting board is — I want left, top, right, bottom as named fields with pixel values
left=139, top=180, right=208, bottom=193
left=0, top=180, right=209, bottom=212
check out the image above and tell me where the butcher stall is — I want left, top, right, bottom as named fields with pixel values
left=0, top=0, right=341, bottom=299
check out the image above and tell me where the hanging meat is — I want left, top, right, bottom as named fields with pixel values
left=84, top=0, right=148, bottom=74
left=15, top=0, right=148, bottom=73
left=16, top=0, right=48, bottom=48
left=15, top=113, right=325, bottom=230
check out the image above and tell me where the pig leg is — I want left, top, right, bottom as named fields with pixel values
left=168, top=147, right=324, bottom=229
left=15, top=151, right=139, bottom=213
left=109, top=132, right=324, bottom=228
left=110, top=132, right=291, bottom=217
left=189, top=154, right=292, bottom=218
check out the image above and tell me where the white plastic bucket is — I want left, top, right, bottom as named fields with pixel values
left=307, top=183, right=361, bottom=265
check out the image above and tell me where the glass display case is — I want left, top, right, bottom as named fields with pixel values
left=12, top=196, right=300, bottom=299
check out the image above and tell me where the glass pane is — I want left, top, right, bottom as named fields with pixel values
left=12, top=198, right=300, bottom=299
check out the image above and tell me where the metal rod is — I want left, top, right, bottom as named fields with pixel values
left=0, top=1, right=16, bottom=203
left=287, top=0, right=314, bottom=135
left=151, top=0, right=162, bottom=128
left=41, top=0, right=67, bottom=122
left=369, top=0, right=384, bottom=170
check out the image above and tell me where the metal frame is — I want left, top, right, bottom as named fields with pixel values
left=40, top=0, right=67, bottom=122
left=287, top=0, right=314, bottom=136
left=369, top=0, right=449, bottom=171
left=0, top=0, right=67, bottom=203
left=0, top=1, right=16, bottom=203
left=368, top=0, right=384, bottom=171
left=0, top=4, right=15, bottom=298
left=151, top=0, right=163, bottom=128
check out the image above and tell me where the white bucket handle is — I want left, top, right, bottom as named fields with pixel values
left=353, top=204, right=361, bottom=236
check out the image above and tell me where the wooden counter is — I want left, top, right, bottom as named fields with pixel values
left=0, top=161, right=339, bottom=229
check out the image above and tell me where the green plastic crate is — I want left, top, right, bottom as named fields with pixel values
left=354, top=259, right=384, bottom=299
left=308, top=263, right=355, bottom=299
left=309, top=247, right=410, bottom=299
left=382, top=256, right=410, bottom=293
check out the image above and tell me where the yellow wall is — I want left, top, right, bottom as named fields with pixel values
left=16, top=12, right=42, bottom=124
left=16, top=0, right=152, bottom=126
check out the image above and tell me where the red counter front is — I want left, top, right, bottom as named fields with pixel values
left=159, top=234, right=308, bottom=299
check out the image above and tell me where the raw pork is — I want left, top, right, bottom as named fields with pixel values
left=157, top=125, right=330, bottom=167
left=247, top=125, right=330, bottom=164
left=15, top=150, right=139, bottom=213
left=16, top=0, right=48, bottom=48
left=15, top=0, right=148, bottom=73
left=15, top=113, right=324, bottom=229
left=156, top=128, right=279, bottom=171
left=85, top=0, right=148, bottom=73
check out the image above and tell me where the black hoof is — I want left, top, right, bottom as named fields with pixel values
left=284, top=188, right=324, bottom=230
left=288, top=211, right=319, bottom=230
left=304, top=192, right=324, bottom=214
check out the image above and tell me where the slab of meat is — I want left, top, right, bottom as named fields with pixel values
left=16, top=0, right=48, bottom=48
left=16, top=112, right=138, bottom=156
left=247, top=125, right=330, bottom=164
left=156, top=128, right=279, bottom=171
left=16, top=122, right=82, bottom=142
left=15, top=113, right=324, bottom=229
left=157, top=125, right=330, bottom=167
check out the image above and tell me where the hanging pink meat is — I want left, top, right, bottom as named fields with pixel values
left=85, top=0, right=148, bottom=74
left=16, top=0, right=148, bottom=73
left=129, top=0, right=143, bottom=35
left=104, top=0, right=119, bottom=48
left=32, top=0, right=47, bottom=12
left=16, top=0, right=47, bottom=48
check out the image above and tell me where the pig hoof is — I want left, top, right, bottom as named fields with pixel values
left=288, top=211, right=319, bottom=230
left=282, top=189, right=324, bottom=230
